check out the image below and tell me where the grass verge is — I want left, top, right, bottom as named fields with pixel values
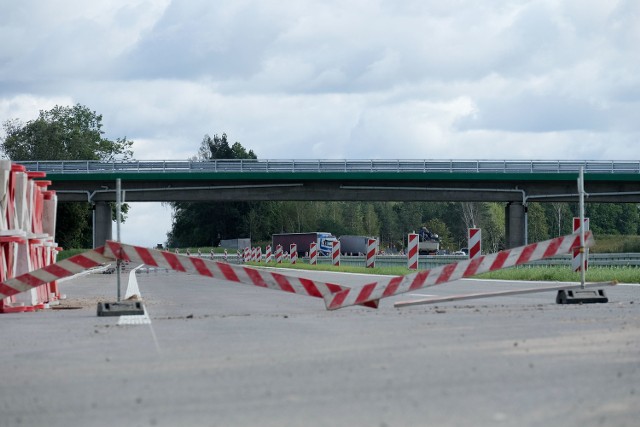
left=252, top=262, right=639, bottom=284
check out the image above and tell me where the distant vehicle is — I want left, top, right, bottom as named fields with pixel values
left=453, top=250, right=467, bottom=256
left=220, top=238, right=251, bottom=250
left=272, top=232, right=338, bottom=257
left=417, top=226, right=440, bottom=255
left=338, top=235, right=377, bottom=255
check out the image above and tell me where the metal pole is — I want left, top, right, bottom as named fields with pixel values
left=578, top=168, right=586, bottom=288
left=116, top=178, right=122, bottom=301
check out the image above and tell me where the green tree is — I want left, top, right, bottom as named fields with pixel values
left=425, top=218, right=453, bottom=250
left=167, top=134, right=257, bottom=247
left=527, top=202, right=550, bottom=243
left=1, top=104, right=134, bottom=248
left=2, top=105, right=132, bottom=161
left=482, top=203, right=505, bottom=252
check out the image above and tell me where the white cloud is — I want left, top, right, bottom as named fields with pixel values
left=1, top=0, right=639, bottom=245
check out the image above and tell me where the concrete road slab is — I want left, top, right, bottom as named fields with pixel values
left=1, top=269, right=638, bottom=427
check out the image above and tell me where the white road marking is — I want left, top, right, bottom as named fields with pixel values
left=118, top=265, right=151, bottom=326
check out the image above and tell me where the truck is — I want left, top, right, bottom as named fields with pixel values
left=338, top=235, right=377, bottom=255
left=417, top=226, right=440, bottom=255
left=272, top=232, right=338, bottom=257
left=219, top=238, right=251, bottom=250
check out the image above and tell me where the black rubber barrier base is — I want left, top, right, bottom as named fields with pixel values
left=556, top=289, right=608, bottom=304
left=97, top=301, right=145, bottom=316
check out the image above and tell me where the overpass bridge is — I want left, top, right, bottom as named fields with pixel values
left=22, top=159, right=640, bottom=248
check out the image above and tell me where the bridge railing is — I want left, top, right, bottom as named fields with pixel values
left=18, top=159, right=640, bottom=174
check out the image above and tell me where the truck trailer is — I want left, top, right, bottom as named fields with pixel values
left=338, top=235, right=377, bottom=255
left=272, top=232, right=338, bottom=257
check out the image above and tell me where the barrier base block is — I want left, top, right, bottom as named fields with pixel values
left=97, top=301, right=145, bottom=317
left=556, top=289, right=608, bottom=305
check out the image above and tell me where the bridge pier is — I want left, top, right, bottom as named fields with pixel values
left=505, top=202, right=527, bottom=248
left=93, top=201, right=112, bottom=248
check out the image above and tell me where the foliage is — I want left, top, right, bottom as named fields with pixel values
left=167, top=133, right=257, bottom=248
left=1, top=104, right=134, bottom=249
left=477, top=266, right=639, bottom=284
left=1, top=104, right=133, bottom=161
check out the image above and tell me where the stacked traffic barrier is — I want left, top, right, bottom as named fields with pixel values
left=1, top=161, right=60, bottom=313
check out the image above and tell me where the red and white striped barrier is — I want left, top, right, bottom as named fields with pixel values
left=0, top=231, right=594, bottom=313
left=275, top=244, right=283, bottom=263
left=243, top=247, right=251, bottom=263
left=265, top=245, right=272, bottom=263
left=468, top=228, right=481, bottom=259
left=332, top=240, right=340, bottom=266
left=290, top=244, right=297, bottom=264
left=309, top=242, right=318, bottom=265
left=104, top=242, right=378, bottom=308
left=572, top=217, right=589, bottom=272
left=407, top=233, right=418, bottom=270
left=323, top=231, right=593, bottom=310
left=366, top=238, right=377, bottom=268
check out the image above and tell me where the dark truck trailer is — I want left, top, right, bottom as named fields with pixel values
left=338, top=235, right=377, bottom=255
left=272, top=232, right=337, bottom=257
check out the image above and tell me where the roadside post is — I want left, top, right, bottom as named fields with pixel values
left=556, top=167, right=608, bottom=304
left=97, top=179, right=145, bottom=316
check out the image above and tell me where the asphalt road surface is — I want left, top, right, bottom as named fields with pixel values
left=1, top=266, right=638, bottom=427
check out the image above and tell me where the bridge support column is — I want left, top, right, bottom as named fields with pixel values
left=93, top=202, right=112, bottom=248
left=505, top=202, right=526, bottom=248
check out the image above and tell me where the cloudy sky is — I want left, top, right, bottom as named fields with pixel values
left=1, top=0, right=639, bottom=247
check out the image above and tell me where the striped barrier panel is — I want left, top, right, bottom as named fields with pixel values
left=4, top=242, right=383, bottom=310
left=572, top=217, right=589, bottom=272
left=275, top=244, right=283, bottom=263
left=0, top=247, right=111, bottom=304
left=223, top=249, right=227, bottom=262
left=0, top=231, right=593, bottom=312
left=243, top=247, right=251, bottom=263
left=366, top=238, right=377, bottom=268
left=332, top=240, right=340, bottom=266
left=407, top=233, right=418, bottom=270
left=468, top=228, right=481, bottom=259
left=265, top=245, right=272, bottom=263
left=323, top=231, right=593, bottom=310
left=290, top=244, right=297, bottom=264
left=309, top=242, right=318, bottom=265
